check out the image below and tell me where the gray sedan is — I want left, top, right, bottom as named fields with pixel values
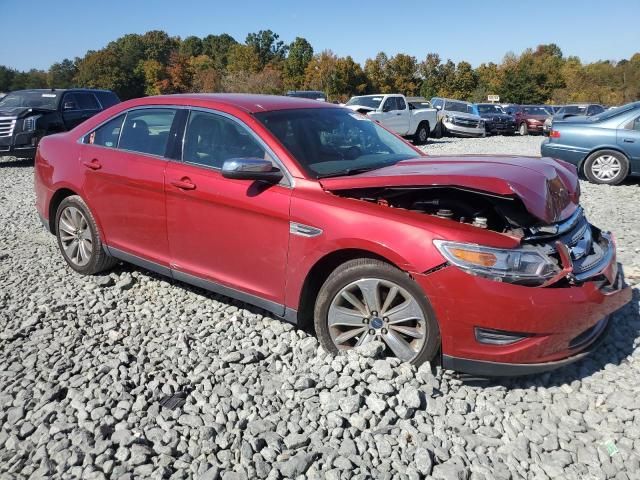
left=541, top=102, right=640, bottom=185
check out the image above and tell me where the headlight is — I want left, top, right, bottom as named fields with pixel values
left=23, top=115, right=41, bottom=132
left=433, top=240, right=558, bottom=285
left=444, top=115, right=454, bottom=123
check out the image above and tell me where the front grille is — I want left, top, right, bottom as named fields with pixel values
left=524, top=207, right=609, bottom=281
left=452, top=117, right=481, bottom=128
left=0, top=116, right=17, bottom=138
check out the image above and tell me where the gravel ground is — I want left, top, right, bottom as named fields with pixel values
left=1, top=137, right=639, bottom=480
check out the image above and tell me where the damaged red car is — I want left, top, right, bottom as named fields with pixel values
left=34, top=94, right=631, bottom=376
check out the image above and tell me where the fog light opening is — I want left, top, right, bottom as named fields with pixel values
left=475, top=327, right=530, bottom=345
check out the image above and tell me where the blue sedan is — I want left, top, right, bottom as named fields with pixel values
left=541, top=102, right=640, bottom=185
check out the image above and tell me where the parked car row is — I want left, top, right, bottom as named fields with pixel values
left=0, top=88, right=120, bottom=159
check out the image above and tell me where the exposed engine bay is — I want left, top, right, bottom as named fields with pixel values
left=333, top=186, right=542, bottom=236
left=333, top=186, right=613, bottom=286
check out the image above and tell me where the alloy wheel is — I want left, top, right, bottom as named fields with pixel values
left=591, top=155, right=622, bottom=181
left=58, top=206, right=93, bottom=267
left=327, top=278, right=427, bottom=362
left=418, top=127, right=428, bottom=143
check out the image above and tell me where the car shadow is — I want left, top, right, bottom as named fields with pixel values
left=459, top=287, right=640, bottom=389
left=0, top=157, right=34, bottom=168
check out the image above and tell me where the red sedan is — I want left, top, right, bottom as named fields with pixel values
left=34, top=94, right=631, bottom=376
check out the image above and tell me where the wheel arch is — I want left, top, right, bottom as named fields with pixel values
left=294, top=248, right=404, bottom=333
left=48, top=187, right=79, bottom=233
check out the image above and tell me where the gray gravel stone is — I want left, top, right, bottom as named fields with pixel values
left=0, top=137, right=638, bottom=479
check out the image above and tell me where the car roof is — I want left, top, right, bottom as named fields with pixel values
left=126, top=93, right=338, bottom=114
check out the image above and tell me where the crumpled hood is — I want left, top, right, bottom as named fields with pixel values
left=0, top=106, right=53, bottom=118
left=319, top=155, right=580, bottom=224
left=445, top=111, right=482, bottom=121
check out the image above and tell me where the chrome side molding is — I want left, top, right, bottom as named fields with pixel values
left=290, top=222, right=323, bottom=238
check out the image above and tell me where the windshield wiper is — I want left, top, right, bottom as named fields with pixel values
left=317, top=166, right=381, bottom=179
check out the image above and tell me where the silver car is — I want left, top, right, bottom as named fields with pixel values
left=430, top=97, right=485, bottom=137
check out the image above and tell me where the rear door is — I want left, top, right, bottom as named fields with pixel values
left=165, top=109, right=292, bottom=309
left=81, top=107, right=180, bottom=267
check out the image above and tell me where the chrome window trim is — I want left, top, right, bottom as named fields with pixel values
left=180, top=106, right=294, bottom=188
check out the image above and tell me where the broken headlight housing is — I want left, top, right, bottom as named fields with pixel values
left=433, top=240, right=558, bottom=285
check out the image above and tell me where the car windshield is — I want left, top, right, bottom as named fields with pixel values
left=558, top=105, right=588, bottom=115
left=0, top=91, right=59, bottom=110
left=345, top=96, right=383, bottom=109
left=477, top=105, right=504, bottom=114
left=523, top=106, right=550, bottom=115
left=410, top=102, right=432, bottom=110
left=254, top=108, right=422, bottom=178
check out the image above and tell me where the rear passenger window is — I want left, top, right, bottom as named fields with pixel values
left=76, top=93, right=100, bottom=110
left=183, top=111, right=268, bottom=169
left=118, top=109, right=176, bottom=157
left=86, top=114, right=125, bottom=148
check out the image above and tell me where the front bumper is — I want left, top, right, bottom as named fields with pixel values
left=485, top=121, right=516, bottom=135
left=0, top=132, right=37, bottom=159
left=414, top=232, right=631, bottom=376
left=526, top=123, right=544, bottom=134
left=442, top=120, right=485, bottom=137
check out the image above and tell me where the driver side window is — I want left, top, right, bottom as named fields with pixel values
left=183, top=111, right=271, bottom=169
left=383, top=98, right=398, bottom=112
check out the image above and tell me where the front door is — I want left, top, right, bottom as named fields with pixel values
left=80, top=107, right=179, bottom=266
left=165, top=109, right=292, bottom=311
left=380, top=97, right=409, bottom=134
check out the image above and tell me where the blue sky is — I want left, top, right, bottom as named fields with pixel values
left=3, top=0, right=639, bottom=71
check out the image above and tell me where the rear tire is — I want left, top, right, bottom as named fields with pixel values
left=413, top=122, right=430, bottom=145
left=55, top=195, right=118, bottom=275
left=314, top=258, right=440, bottom=365
left=583, top=150, right=629, bottom=185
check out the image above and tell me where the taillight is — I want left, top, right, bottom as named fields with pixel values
left=549, top=130, right=561, bottom=138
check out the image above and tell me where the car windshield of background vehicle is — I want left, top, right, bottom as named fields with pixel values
left=477, top=105, right=504, bottom=114
left=559, top=105, right=587, bottom=115
left=0, top=91, right=59, bottom=110
left=523, top=107, right=549, bottom=115
left=255, top=108, right=422, bottom=178
left=345, top=96, right=383, bottom=109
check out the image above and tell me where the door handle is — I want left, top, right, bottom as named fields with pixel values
left=623, top=139, right=635, bottom=143
left=170, top=178, right=196, bottom=190
left=83, top=159, right=102, bottom=170
left=396, top=113, right=402, bottom=116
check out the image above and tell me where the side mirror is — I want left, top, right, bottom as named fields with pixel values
left=63, top=101, right=76, bottom=111
left=221, top=158, right=283, bottom=183
left=435, top=105, right=442, bottom=110
left=382, top=104, right=391, bottom=112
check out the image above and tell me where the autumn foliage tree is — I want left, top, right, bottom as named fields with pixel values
left=1, top=32, right=638, bottom=105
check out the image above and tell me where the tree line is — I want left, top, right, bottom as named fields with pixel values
left=1, top=30, right=639, bottom=105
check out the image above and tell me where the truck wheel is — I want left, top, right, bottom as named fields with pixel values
left=519, top=123, right=528, bottom=136
left=583, top=150, right=629, bottom=185
left=413, top=122, right=429, bottom=145
left=314, top=258, right=441, bottom=366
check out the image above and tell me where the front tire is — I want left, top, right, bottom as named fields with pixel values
left=314, top=259, right=440, bottom=365
left=519, top=123, right=528, bottom=136
left=55, top=195, right=118, bottom=275
left=583, top=150, right=629, bottom=185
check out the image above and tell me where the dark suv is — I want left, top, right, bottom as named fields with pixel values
left=0, top=88, right=120, bottom=159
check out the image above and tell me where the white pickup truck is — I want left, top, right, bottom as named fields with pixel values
left=344, top=94, right=438, bottom=145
